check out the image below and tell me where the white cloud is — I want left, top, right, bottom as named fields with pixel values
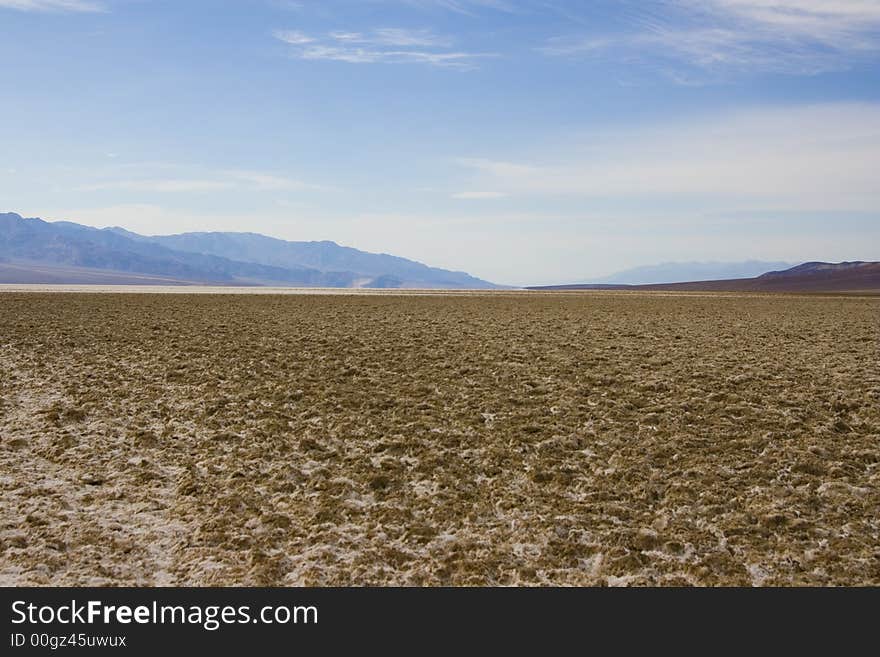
left=451, top=191, right=508, bottom=199
left=324, top=27, right=451, bottom=47
left=542, top=0, right=880, bottom=76
left=273, top=30, right=315, bottom=45
left=456, top=158, right=542, bottom=177
left=270, top=0, right=304, bottom=10
left=74, top=169, right=322, bottom=194
left=398, top=0, right=515, bottom=15
left=372, top=27, right=452, bottom=47
left=705, top=0, right=880, bottom=35
left=298, top=46, right=490, bottom=67
left=0, top=0, right=104, bottom=11
left=456, top=102, right=880, bottom=212
left=221, top=170, right=324, bottom=191
left=274, top=27, right=494, bottom=68
left=76, top=179, right=229, bottom=193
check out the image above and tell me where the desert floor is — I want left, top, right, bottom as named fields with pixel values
left=1, top=291, right=878, bottom=585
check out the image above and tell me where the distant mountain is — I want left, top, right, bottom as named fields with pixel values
left=0, top=212, right=499, bottom=288
left=0, top=261, right=206, bottom=286
left=743, top=261, right=880, bottom=292
left=594, top=260, right=793, bottom=285
left=529, top=261, right=880, bottom=293
left=107, top=228, right=493, bottom=289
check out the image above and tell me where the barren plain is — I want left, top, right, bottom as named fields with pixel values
left=1, top=291, right=878, bottom=585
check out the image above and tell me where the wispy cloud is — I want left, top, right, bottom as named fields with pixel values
left=0, top=0, right=104, bottom=11
left=330, top=27, right=452, bottom=47
left=223, top=170, right=322, bottom=191
left=706, top=0, right=880, bottom=36
left=456, top=102, right=880, bottom=212
left=274, top=27, right=494, bottom=68
left=397, top=0, right=516, bottom=15
left=76, top=179, right=228, bottom=193
left=456, top=158, right=541, bottom=177
left=273, top=29, right=314, bottom=45
left=269, top=0, right=304, bottom=10
left=74, top=169, right=323, bottom=194
left=541, top=0, right=880, bottom=77
left=451, top=190, right=507, bottom=199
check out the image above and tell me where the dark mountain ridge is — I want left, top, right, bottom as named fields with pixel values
left=529, top=261, right=880, bottom=293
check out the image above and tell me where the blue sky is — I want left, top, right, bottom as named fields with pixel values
left=1, top=0, right=878, bottom=285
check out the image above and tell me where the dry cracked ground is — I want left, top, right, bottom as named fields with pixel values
left=1, top=291, right=878, bottom=586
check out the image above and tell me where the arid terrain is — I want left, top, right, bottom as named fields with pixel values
left=1, top=290, right=878, bottom=586
left=530, top=261, right=880, bottom=294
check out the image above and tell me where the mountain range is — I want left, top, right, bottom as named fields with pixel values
left=4, top=212, right=875, bottom=293
left=0, top=212, right=498, bottom=289
left=593, top=260, right=794, bottom=285
left=529, top=261, right=880, bottom=293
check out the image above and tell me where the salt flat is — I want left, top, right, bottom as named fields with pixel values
left=1, top=291, right=878, bottom=585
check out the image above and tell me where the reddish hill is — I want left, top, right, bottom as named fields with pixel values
left=530, top=262, right=880, bottom=293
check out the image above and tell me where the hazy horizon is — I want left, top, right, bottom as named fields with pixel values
left=1, top=210, right=824, bottom=286
left=1, top=1, right=879, bottom=286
